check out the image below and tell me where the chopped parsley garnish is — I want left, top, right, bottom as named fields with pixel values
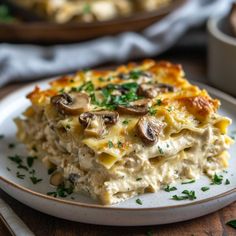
left=122, top=119, right=130, bottom=125
left=136, top=177, right=142, bottom=181
left=30, top=176, right=42, bottom=185
left=117, top=141, right=123, bottom=148
left=98, top=77, right=105, bottom=82
left=27, top=156, right=37, bottom=168
left=226, top=219, right=236, bottom=229
left=156, top=99, right=162, bottom=106
left=166, top=143, right=170, bottom=148
left=8, top=143, right=15, bottom=149
left=8, top=155, right=22, bottom=164
left=78, top=81, right=94, bottom=93
left=29, top=169, right=35, bottom=175
left=47, top=184, right=73, bottom=198
left=211, top=174, right=223, bottom=185
left=17, top=164, right=28, bottom=171
left=108, top=141, right=114, bottom=149
left=225, top=179, right=230, bottom=185
left=136, top=198, right=143, bottom=205
left=201, top=186, right=210, bottom=192
left=167, top=106, right=173, bottom=112
left=182, top=180, right=195, bottom=185
left=16, top=172, right=25, bottom=179
left=129, top=70, right=142, bottom=80
left=158, top=146, right=164, bottom=154
left=164, top=185, right=177, bottom=192
left=59, top=88, right=65, bottom=93
left=149, top=107, right=157, bottom=116
left=48, top=167, right=56, bottom=175
left=172, top=190, right=196, bottom=201
left=0, top=134, right=4, bottom=139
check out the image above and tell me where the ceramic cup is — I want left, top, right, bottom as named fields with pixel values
left=208, top=15, right=236, bottom=96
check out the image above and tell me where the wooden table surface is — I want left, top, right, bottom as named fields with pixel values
left=0, top=48, right=236, bottom=236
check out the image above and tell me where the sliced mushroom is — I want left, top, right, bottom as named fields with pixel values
left=50, top=171, right=64, bottom=186
left=117, top=99, right=151, bottom=115
left=136, top=116, right=165, bottom=144
left=51, top=92, right=90, bottom=115
left=137, top=83, right=175, bottom=98
left=79, top=110, right=119, bottom=137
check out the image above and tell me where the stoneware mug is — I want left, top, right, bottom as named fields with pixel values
left=208, top=14, right=236, bottom=96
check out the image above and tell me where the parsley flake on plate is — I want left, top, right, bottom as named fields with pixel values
left=201, top=186, right=210, bottom=192
left=172, top=190, right=196, bottom=201
left=211, top=174, right=223, bottom=185
left=30, top=176, right=42, bottom=185
left=136, top=198, right=143, bottom=205
left=27, top=156, right=37, bottom=168
left=182, top=180, right=195, bottom=184
left=164, top=185, right=177, bottom=192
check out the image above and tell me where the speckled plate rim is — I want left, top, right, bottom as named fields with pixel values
left=0, top=79, right=235, bottom=211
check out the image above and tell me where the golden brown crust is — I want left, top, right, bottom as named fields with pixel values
left=27, top=59, right=220, bottom=122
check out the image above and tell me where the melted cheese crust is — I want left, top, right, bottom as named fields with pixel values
left=15, top=60, right=233, bottom=204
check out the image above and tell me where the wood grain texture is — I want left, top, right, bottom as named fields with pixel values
left=0, top=53, right=235, bottom=236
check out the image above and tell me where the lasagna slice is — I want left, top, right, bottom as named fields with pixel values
left=15, top=60, right=233, bottom=205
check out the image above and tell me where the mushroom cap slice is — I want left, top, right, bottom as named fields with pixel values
left=79, top=110, right=119, bottom=137
left=137, top=83, right=175, bottom=99
left=137, top=116, right=165, bottom=144
left=117, top=98, right=151, bottom=115
left=50, top=171, right=64, bottom=186
left=51, top=92, right=90, bottom=115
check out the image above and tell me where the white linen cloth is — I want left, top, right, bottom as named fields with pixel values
left=0, top=0, right=232, bottom=87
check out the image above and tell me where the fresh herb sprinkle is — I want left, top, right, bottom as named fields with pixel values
left=164, top=185, right=177, bottom=192
left=27, top=156, right=37, bottom=168
left=211, top=174, right=223, bottom=185
left=158, top=146, right=164, bottom=154
left=108, top=141, right=114, bottom=148
left=8, top=143, right=15, bottom=149
left=49, top=184, right=74, bottom=198
left=122, top=119, right=130, bottom=125
left=30, top=176, right=42, bottom=185
left=182, top=180, right=195, bottom=184
left=156, top=99, right=162, bottom=106
left=201, top=186, right=210, bottom=192
left=16, top=172, right=25, bottom=179
left=136, top=178, right=142, bottom=181
left=8, top=155, right=22, bottom=164
left=225, top=179, right=230, bottom=185
left=172, top=190, right=196, bottom=201
left=149, top=107, right=157, bottom=116
left=226, top=219, right=236, bottom=229
left=136, top=198, right=143, bottom=205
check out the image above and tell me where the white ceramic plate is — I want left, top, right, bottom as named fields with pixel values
left=0, top=80, right=236, bottom=226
